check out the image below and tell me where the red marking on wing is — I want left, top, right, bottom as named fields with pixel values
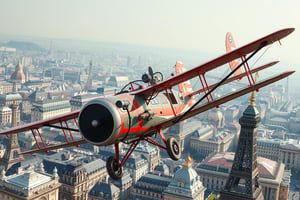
left=132, top=28, right=294, bottom=97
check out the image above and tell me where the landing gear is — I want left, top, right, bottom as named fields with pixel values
left=166, top=137, right=181, bottom=160
left=106, top=156, right=123, bottom=180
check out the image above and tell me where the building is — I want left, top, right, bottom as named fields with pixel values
left=52, top=159, right=107, bottom=200
left=108, top=170, right=132, bottom=200
left=190, top=124, right=235, bottom=160
left=257, top=138, right=300, bottom=170
left=99, top=147, right=149, bottom=183
left=207, top=108, right=225, bottom=130
left=31, top=98, right=71, bottom=121
left=153, top=162, right=170, bottom=176
left=36, top=151, right=108, bottom=200
left=0, top=106, right=11, bottom=125
left=279, top=140, right=300, bottom=169
left=124, top=142, right=160, bottom=172
left=89, top=182, right=120, bottom=200
left=0, top=166, right=60, bottom=200
left=0, top=81, right=13, bottom=94
left=165, top=121, right=201, bottom=152
left=163, top=155, right=206, bottom=200
left=224, top=105, right=240, bottom=123
left=197, top=152, right=290, bottom=200
left=123, top=155, right=148, bottom=183
left=162, top=158, right=185, bottom=176
left=0, top=93, right=22, bottom=107
left=107, top=76, right=129, bottom=88
left=10, top=60, right=25, bottom=84
left=69, top=93, right=100, bottom=111
left=131, top=173, right=172, bottom=200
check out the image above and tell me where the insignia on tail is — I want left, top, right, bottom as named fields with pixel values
left=226, top=32, right=242, bottom=80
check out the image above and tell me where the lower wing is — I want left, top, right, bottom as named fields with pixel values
left=158, top=71, right=294, bottom=129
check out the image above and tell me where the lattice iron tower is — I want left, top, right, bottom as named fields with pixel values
left=220, top=92, right=264, bottom=200
left=0, top=101, right=23, bottom=170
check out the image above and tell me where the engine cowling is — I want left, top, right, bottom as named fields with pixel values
left=78, top=98, right=122, bottom=146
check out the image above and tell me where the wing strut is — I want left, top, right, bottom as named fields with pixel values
left=43, top=124, right=79, bottom=132
left=199, top=73, right=214, bottom=102
left=242, top=55, right=255, bottom=85
left=174, top=41, right=268, bottom=123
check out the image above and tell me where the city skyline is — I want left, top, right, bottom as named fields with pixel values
left=0, top=8, right=299, bottom=198
left=0, top=0, right=300, bottom=65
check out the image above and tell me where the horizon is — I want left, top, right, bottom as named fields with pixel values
left=0, top=0, right=300, bottom=64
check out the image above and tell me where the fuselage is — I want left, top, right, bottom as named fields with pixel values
left=78, top=89, right=190, bottom=146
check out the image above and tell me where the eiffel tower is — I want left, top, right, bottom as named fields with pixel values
left=0, top=101, right=23, bottom=170
left=220, top=92, right=264, bottom=200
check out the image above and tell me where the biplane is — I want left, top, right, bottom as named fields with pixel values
left=0, top=28, right=295, bottom=180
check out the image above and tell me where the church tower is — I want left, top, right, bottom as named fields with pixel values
left=0, top=101, right=23, bottom=171
left=10, top=60, right=25, bottom=84
left=220, top=92, right=264, bottom=200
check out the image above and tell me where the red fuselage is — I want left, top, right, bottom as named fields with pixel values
left=78, top=90, right=189, bottom=146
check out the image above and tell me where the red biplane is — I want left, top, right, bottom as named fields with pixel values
left=0, top=28, right=295, bottom=179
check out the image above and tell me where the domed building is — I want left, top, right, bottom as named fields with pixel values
left=10, top=60, right=25, bottom=84
left=164, top=155, right=206, bottom=200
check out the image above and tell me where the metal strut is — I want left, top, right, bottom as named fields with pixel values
left=144, top=137, right=167, bottom=150
left=173, top=41, right=268, bottom=123
left=121, top=140, right=140, bottom=167
left=199, top=72, right=213, bottom=102
left=43, top=124, right=79, bottom=132
left=241, top=55, right=255, bottom=85
left=31, top=129, right=41, bottom=149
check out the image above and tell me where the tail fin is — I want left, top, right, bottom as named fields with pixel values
left=175, top=61, right=196, bottom=106
left=225, top=32, right=242, bottom=80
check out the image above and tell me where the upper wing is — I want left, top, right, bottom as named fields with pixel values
left=132, top=28, right=294, bottom=98
left=157, top=71, right=294, bottom=129
left=0, top=110, right=80, bottom=135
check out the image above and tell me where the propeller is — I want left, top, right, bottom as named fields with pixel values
left=148, top=66, right=154, bottom=85
left=141, top=66, right=163, bottom=85
left=78, top=99, right=122, bottom=146
left=142, top=66, right=154, bottom=85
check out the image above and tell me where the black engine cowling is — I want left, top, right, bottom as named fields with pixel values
left=78, top=98, right=122, bottom=146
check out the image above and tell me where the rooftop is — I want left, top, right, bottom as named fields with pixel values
left=7, top=170, right=52, bottom=189
left=197, top=152, right=280, bottom=179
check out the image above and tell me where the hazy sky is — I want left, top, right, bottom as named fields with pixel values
left=0, top=0, right=300, bottom=65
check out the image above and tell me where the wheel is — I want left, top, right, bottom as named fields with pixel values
left=106, top=156, right=123, bottom=180
left=166, top=137, right=181, bottom=160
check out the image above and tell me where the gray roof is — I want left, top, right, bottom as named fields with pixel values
left=0, top=106, right=11, bottom=112
left=138, top=173, right=171, bottom=186
left=89, top=182, right=120, bottom=198
left=7, top=171, right=52, bottom=189
left=0, top=93, right=22, bottom=101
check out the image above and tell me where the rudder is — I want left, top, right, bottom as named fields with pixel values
left=226, top=32, right=242, bottom=79
left=175, top=61, right=196, bottom=106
